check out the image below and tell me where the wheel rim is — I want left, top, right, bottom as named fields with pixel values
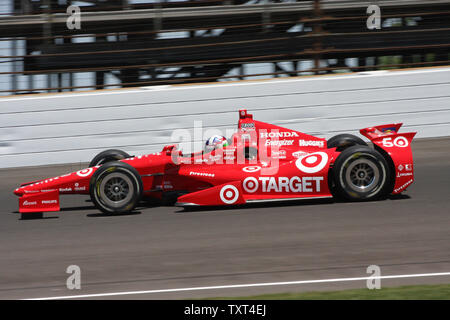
left=345, top=158, right=380, bottom=193
left=99, top=172, right=134, bottom=208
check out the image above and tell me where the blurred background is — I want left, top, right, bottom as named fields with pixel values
left=1, top=0, right=450, bottom=95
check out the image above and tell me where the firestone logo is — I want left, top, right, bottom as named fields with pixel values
left=394, top=179, right=413, bottom=193
left=189, top=171, right=215, bottom=178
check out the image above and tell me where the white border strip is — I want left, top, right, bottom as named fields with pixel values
left=26, top=271, right=450, bottom=300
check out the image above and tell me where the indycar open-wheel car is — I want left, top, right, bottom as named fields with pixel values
left=14, top=109, right=415, bottom=218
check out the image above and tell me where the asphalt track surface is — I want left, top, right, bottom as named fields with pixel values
left=0, top=137, right=449, bottom=300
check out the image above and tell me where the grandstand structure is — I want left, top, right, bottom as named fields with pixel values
left=0, top=0, right=449, bottom=94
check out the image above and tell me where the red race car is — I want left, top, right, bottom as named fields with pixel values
left=14, top=109, right=416, bottom=217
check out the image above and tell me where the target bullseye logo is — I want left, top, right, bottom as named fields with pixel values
left=394, top=136, right=408, bottom=147
left=242, top=166, right=261, bottom=173
left=243, top=177, right=259, bottom=193
left=219, top=185, right=239, bottom=204
left=76, top=168, right=93, bottom=177
left=295, top=152, right=328, bottom=174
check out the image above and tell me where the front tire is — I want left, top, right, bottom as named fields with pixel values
left=89, top=149, right=131, bottom=167
left=332, top=146, right=391, bottom=201
left=89, top=162, right=143, bottom=214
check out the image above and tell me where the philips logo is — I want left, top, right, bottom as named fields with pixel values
left=42, top=200, right=57, bottom=204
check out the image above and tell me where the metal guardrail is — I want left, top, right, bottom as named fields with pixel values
left=1, top=1, right=449, bottom=27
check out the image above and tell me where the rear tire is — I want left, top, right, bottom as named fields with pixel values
left=89, top=149, right=131, bottom=167
left=332, top=146, right=391, bottom=201
left=327, top=134, right=367, bottom=151
left=89, top=161, right=143, bottom=214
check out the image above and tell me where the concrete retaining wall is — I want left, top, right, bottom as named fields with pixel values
left=1, top=67, right=449, bottom=168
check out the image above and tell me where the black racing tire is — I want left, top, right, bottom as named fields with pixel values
left=89, top=161, right=143, bottom=214
left=327, top=134, right=367, bottom=151
left=89, top=149, right=131, bottom=167
left=332, top=146, right=391, bottom=201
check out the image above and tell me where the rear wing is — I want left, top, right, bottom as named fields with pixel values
left=360, top=123, right=404, bottom=140
left=360, top=123, right=416, bottom=152
left=360, top=123, right=417, bottom=194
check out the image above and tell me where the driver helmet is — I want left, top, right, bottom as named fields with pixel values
left=205, top=135, right=229, bottom=153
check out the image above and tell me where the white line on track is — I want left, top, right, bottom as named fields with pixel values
left=26, top=271, right=450, bottom=300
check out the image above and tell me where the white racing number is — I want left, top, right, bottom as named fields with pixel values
left=219, top=185, right=240, bottom=204
left=382, top=136, right=409, bottom=148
